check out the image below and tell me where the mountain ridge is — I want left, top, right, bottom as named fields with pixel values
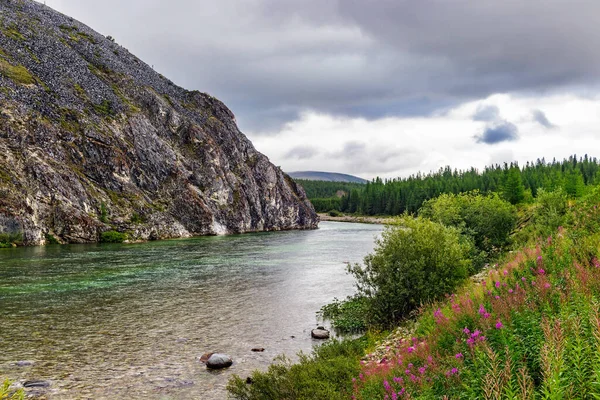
left=288, top=171, right=368, bottom=184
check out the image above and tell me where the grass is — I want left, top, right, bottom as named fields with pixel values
left=0, top=58, right=36, bottom=85
left=0, top=232, right=23, bottom=248
left=227, top=335, right=379, bottom=400
left=0, top=379, right=24, bottom=400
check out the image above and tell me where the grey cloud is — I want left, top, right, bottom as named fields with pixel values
left=476, top=122, right=519, bottom=144
left=532, top=109, right=556, bottom=129
left=284, top=145, right=320, bottom=160
left=47, top=0, right=600, bottom=132
left=473, top=105, right=500, bottom=122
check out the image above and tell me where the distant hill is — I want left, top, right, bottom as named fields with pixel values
left=288, top=171, right=368, bottom=184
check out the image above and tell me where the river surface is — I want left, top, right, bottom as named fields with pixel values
left=0, top=221, right=382, bottom=399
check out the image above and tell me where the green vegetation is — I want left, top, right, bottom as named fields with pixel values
left=328, top=209, right=343, bottom=217
left=99, top=202, right=108, bottom=223
left=348, top=216, right=471, bottom=328
left=230, top=159, right=600, bottom=399
left=0, top=58, right=36, bottom=85
left=0, top=232, right=22, bottom=248
left=45, top=233, right=59, bottom=245
left=93, top=99, right=115, bottom=117
left=299, top=155, right=600, bottom=214
left=3, top=24, right=25, bottom=41
left=100, top=230, right=127, bottom=243
left=0, top=379, right=24, bottom=400
left=227, top=336, right=377, bottom=400
left=420, top=191, right=517, bottom=264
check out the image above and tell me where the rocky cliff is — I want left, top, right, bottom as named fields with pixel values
left=0, top=0, right=318, bottom=245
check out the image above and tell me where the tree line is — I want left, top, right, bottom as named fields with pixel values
left=298, top=155, right=600, bottom=214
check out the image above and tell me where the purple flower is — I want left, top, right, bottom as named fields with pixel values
left=478, top=305, right=487, bottom=316
left=456, top=353, right=464, bottom=359
left=544, top=282, right=551, bottom=289
left=407, top=346, right=415, bottom=354
left=495, top=295, right=500, bottom=300
left=393, top=377, right=403, bottom=384
left=508, top=289, right=514, bottom=293
left=463, top=327, right=471, bottom=335
left=384, top=380, right=391, bottom=391
left=418, top=366, right=426, bottom=375
left=495, top=320, right=503, bottom=329
left=503, top=270, right=508, bottom=276
left=522, top=277, right=526, bottom=282
left=538, top=268, right=545, bottom=275
left=495, top=281, right=501, bottom=288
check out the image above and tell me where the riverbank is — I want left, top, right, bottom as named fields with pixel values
left=318, top=213, right=395, bottom=225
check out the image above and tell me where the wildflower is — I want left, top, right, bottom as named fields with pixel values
left=352, top=378, right=356, bottom=383
left=544, top=282, right=551, bottom=289
left=508, top=289, right=514, bottom=293
left=408, top=363, right=413, bottom=369
left=481, top=280, right=486, bottom=286
left=495, top=295, right=500, bottom=300
left=472, top=329, right=481, bottom=338
left=478, top=305, right=487, bottom=316
left=538, top=268, right=545, bottom=275
left=359, top=373, right=364, bottom=380
left=418, top=366, right=426, bottom=375
left=393, top=377, right=403, bottom=384
left=407, top=346, right=415, bottom=354
left=495, top=281, right=501, bottom=288
left=463, top=327, right=470, bottom=335
left=522, top=277, right=526, bottom=282
left=495, top=320, right=503, bottom=329
left=532, top=281, right=536, bottom=286
left=537, top=256, right=542, bottom=261
left=456, top=353, right=463, bottom=359
left=384, top=380, right=391, bottom=391
left=503, top=270, right=508, bottom=276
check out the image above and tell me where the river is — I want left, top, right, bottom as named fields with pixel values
left=0, top=221, right=382, bottom=399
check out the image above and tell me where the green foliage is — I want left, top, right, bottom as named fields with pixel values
left=328, top=209, right=343, bottom=217
left=99, top=202, right=108, bottom=223
left=0, top=58, right=35, bottom=85
left=348, top=216, right=471, bottom=327
left=0, top=232, right=22, bottom=248
left=533, top=188, right=568, bottom=236
left=310, top=197, right=342, bottom=213
left=100, top=230, right=127, bottom=243
left=319, top=296, right=369, bottom=333
left=0, top=379, right=24, bottom=400
left=301, top=155, right=600, bottom=216
left=93, top=99, right=115, bottom=117
left=420, top=191, right=517, bottom=262
left=227, top=336, right=374, bottom=400
left=502, top=166, right=526, bottom=204
left=130, top=212, right=143, bottom=224
left=45, top=233, right=59, bottom=245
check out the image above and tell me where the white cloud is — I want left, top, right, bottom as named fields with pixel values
left=248, top=93, right=600, bottom=180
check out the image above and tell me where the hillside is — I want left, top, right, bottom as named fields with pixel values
left=288, top=171, right=368, bottom=184
left=0, top=0, right=318, bottom=245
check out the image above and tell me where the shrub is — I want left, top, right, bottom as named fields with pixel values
left=348, top=216, right=471, bottom=328
left=100, top=230, right=127, bottom=243
left=45, top=233, right=59, bottom=245
left=319, top=296, right=369, bottom=333
left=0, top=379, right=24, bottom=400
left=227, top=336, right=375, bottom=400
left=420, top=191, right=517, bottom=261
left=0, top=231, right=22, bottom=248
left=533, top=188, right=568, bottom=236
left=328, top=209, right=343, bottom=217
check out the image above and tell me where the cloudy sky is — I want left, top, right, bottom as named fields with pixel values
left=46, top=0, right=600, bottom=179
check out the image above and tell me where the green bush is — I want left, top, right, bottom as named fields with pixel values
left=419, top=191, right=517, bottom=260
left=319, top=296, right=368, bottom=333
left=227, top=336, right=374, bottom=400
left=348, top=216, right=471, bottom=328
left=45, top=233, right=60, bottom=245
left=328, top=209, right=343, bottom=217
left=100, top=230, right=127, bottom=243
left=533, top=188, right=568, bottom=235
left=0, top=379, right=24, bottom=400
left=0, top=231, right=22, bottom=248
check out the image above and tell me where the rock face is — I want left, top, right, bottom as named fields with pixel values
left=0, top=0, right=318, bottom=245
left=205, top=353, right=233, bottom=369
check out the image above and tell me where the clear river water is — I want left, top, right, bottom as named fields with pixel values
left=0, top=221, right=382, bottom=399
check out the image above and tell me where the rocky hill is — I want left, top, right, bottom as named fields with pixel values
left=0, top=0, right=318, bottom=245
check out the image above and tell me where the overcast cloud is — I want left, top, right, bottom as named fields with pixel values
left=45, top=0, right=600, bottom=179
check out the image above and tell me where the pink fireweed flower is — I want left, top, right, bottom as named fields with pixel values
left=478, top=304, right=487, bottom=316
left=495, top=295, right=500, bottom=300
left=532, top=281, right=536, bottom=286
left=407, top=363, right=413, bottom=369
left=508, top=289, right=514, bottom=293
left=495, top=320, right=503, bottom=329
left=393, top=377, right=403, bottom=384
left=463, top=327, right=471, bottom=335
left=384, top=380, right=391, bottom=391
left=503, top=270, right=508, bottom=276
left=418, top=366, right=426, bottom=375
left=495, top=281, right=501, bottom=288
left=456, top=353, right=464, bottom=359
left=406, top=346, right=415, bottom=354
left=544, top=282, right=551, bottom=289
left=484, top=312, right=491, bottom=319
left=522, top=277, right=526, bottom=282
left=538, top=268, right=545, bottom=275
left=472, top=329, right=481, bottom=338
left=481, top=280, right=486, bottom=286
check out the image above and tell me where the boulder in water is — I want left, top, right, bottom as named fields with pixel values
left=206, top=353, right=233, bottom=369
left=311, top=327, right=330, bottom=339
left=23, top=380, right=50, bottom=388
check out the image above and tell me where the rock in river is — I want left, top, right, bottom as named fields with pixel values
left=23, top=380, right=50, bottom=388
left=206, top=353, right=233, bottom=369
left=311, top=327, right=330, bottom=339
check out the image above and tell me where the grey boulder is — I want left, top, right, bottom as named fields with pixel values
left=311, top=327, right=330, bottom=339
left=206, top=353, right=233, bottom=369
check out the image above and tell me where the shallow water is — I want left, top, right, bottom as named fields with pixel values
left=0, top=221, right=382, bottom=399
